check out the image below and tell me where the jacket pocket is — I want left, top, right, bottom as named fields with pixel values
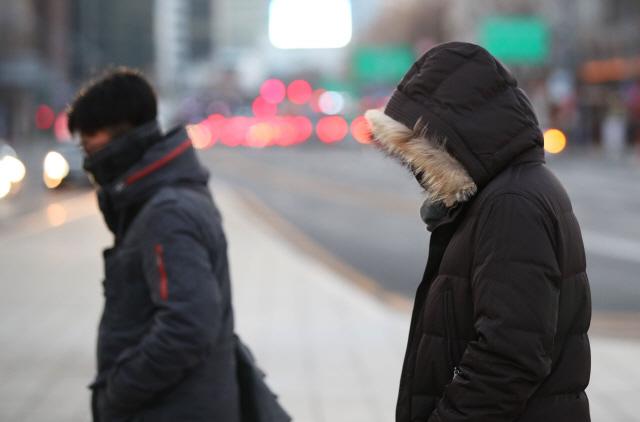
left=102, top=248, right=151, bottom=328
left=411, top=394, right=437, bottom=422
left=443, top=290, right=462, bottom=375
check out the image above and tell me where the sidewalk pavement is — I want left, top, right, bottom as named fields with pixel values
left=0, top=182, right=639, bottom=421
left=223, top=183, right=640, bottom=422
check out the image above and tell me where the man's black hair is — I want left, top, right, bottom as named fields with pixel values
left=67, top=67, right=157, bottom=135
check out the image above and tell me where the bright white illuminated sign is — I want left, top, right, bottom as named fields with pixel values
left=269, top=0, right=352, bottom=49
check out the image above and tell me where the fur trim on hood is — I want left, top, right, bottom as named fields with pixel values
left=365, top=109, right=477, bottom=207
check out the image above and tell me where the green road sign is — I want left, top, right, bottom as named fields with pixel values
left=480, top=16, right=549, bottom=65
left=353, top=45, right=415, bottom=83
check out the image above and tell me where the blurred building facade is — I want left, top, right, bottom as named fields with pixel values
left=365, top=0, right=640, bottom=151
left=0, top=0, right=72, bottom=142
left=3, top=0, right=640, bottom=152
left=0, top=0, right=218, bottom=142
left=73, top=0, right=155, bottom=78
left=0, top=0, right=156, bottom=142
left=155, top=0, right=215, bottom=93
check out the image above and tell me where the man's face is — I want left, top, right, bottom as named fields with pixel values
left=80, top=130, right=111, bottom=156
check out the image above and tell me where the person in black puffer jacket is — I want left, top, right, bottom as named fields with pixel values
left=67, top=68, right=241, bottom=422
left=365, top=42, right=591, bottom=422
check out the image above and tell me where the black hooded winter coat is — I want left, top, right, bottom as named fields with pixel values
left=366, top=42, right=591, bottom=422
left=89, top=125, right=241, bottom=422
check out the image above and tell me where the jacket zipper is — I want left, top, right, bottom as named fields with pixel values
left=444, top=290, right=462, bottom=378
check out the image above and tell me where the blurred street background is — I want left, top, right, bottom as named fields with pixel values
left=2, top=0, right=640, bottom=421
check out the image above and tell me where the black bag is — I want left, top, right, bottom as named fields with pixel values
left=235, top=335, right=292, bottom=422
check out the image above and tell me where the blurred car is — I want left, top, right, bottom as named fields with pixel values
left=0, top=140, right=26, bottom=199
left=43, top=142, right=91, bottom=188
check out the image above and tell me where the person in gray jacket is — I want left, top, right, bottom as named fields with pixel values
left=67, top=68, right=241, bottom=422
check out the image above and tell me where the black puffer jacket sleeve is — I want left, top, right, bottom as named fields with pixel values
left=430, top=193, right=561, bottom=422
left=104, top=203, right=223, bottom=410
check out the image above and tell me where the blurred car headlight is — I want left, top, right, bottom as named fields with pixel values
left=0, top=161, right=11, bottom=199
left=44, top=151, right=70, bottom=189
left=3, top=155, right=25, bottom=183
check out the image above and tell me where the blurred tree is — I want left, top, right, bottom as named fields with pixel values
left=363, top=0, right=445, bottom=47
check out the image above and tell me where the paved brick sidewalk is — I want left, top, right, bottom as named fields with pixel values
left=0, top=184, right=639, bottom=421
left=223, top=184, right=640, bottom=422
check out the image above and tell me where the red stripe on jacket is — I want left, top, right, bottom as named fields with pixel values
left=125, top=139, right=192, bottom=185
left=155, top=244, right=168, bottom=301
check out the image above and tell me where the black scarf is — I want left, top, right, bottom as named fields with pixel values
left=420, top=200, right=450, bottom=232
left=83, top=120, right=162, bottom=186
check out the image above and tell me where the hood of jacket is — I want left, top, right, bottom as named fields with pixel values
left=97, top=126, right=209, bottom=236
left=365, top=42, right=545, bottom=207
